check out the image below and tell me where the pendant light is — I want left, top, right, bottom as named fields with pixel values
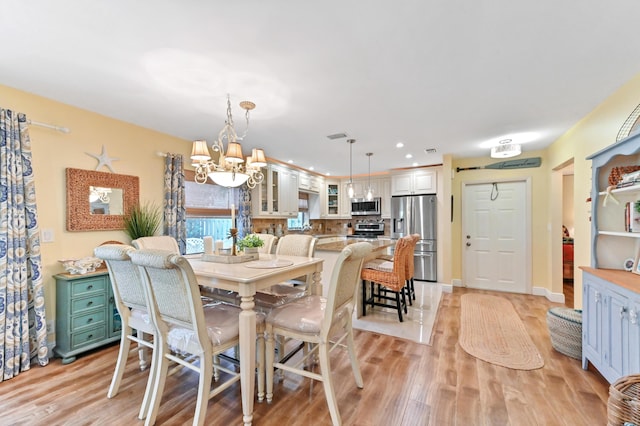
left=366, top=152, right=374, bottom=201
left=346, top=139, right=355, bottom=198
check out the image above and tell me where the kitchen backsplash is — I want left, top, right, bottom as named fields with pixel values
left=251, top=218, right=390, bottom=236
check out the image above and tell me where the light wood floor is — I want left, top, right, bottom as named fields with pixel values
left=0, top=287, right=608, bottom=425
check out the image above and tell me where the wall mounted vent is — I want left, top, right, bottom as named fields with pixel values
left=326, top=132, right=348, bottom=140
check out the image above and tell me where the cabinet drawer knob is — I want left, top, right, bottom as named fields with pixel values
left=620, top=306, right=627, bottom=318
left=87, top=301, right=93, bottom=307
left=87, top=285, right=93, bottom=290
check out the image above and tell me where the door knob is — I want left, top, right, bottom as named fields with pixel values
left=466, top=235, right=470, bottom=239
left=466, top=242, right=471, bottom=247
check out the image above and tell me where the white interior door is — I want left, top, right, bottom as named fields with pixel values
left=462, top=180, right=530, bottom=293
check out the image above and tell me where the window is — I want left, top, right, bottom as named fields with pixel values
left=287, top=212, right=306, bottom=230
left=287, top=193, right=309, bottom=230
left=184, top=172, right=238, bottom=254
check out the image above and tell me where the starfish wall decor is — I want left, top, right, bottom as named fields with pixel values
left=86, top=145, right=119, bottom=173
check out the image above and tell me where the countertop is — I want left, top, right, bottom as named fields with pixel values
left=315, top=238, right=394, bottom=252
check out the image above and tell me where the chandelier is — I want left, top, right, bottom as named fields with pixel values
left=191, top=95, right=267, bottom=188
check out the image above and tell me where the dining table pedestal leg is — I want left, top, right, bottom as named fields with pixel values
left=238, top=286, right=257, bottom=426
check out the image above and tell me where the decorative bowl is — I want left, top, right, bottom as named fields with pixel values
left=59, top=257, right=104, bottom=275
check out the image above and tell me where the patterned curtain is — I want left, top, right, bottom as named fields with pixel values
left=0, top=109, right=48, bottom=381
left=238, top=184, right=252, bottom=238
left=163, top=153, right=186, bottom=254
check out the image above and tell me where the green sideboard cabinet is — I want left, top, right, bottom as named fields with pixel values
left=54, top=271, right=121, bottom=364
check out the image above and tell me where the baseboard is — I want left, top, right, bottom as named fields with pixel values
left=441, top=283, right=453, bottom=293
left=452, top=278, right=463, bottom=287
left=532, top=286, right=565, bottom=304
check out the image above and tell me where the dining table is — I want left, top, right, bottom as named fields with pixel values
left=187, top=253, right=324, bottom=426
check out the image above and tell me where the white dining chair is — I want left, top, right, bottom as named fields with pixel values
left=133, top=236, right=220, bottom=305
left=93, top=244, right=156, bottom=420
left=130, top=249, right=263, bottom=426
left=132, top=236, right=180, bottom=252
left=252, top=233, right=276, bottom=254
left=256, top=234, right=317, bottom=307
left=265, top=241, right=372, bottom=426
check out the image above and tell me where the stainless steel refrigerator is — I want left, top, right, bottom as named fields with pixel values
left=391, top=194, right=437, bottom=281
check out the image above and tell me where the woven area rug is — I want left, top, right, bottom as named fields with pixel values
left=459, top=293, right=544, bottom=370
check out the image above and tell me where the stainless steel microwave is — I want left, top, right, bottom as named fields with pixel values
left=350, top=197, right=381, bottom=216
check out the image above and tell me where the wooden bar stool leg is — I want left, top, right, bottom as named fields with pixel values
left=395, top=292, right=403, bottom=322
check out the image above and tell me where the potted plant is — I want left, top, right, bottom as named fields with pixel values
left=237, top=234, right=264, bottom=254
left=123, top=202, right=162, bottom=240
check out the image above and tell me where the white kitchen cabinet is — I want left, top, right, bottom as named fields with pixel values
left=379, top=177, right=391, bottom=218
left=582, top=131, right=640, bottom=384
left=322, top=179, right=342, bottom=218
left=298, top=172, right=323, bottom=193
left=391, top=169, right=437, bottom=195
left=252, top=164, right=299, bottom=218
left=280, top=168, right=299, bottom=217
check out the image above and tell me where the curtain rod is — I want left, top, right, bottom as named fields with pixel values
left=27, top=119, right=70, bottom=134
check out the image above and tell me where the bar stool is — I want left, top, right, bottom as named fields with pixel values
left=361, top=235, right=412, bottom=322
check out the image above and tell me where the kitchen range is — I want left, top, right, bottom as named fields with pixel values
left=347, top=220, right=385, bottom=239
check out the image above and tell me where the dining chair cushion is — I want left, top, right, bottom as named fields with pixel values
left=166, top=302, right=241, bottom=352
left=130, top=308, right=151, bottom=324
left=362, top=259, right=394, bottom=272
left=267, top=295, right=348, bottom=335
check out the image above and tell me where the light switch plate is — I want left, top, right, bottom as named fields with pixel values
left=42, top=229, right=54, bottom=243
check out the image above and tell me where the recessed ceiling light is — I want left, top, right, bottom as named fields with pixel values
left=325, top=172, right=331, bottom=176
left=309, top=166, right=314, bottom=171
left=396, top=142, right=404, bottom=148
left=405, top=154, right=413, bottom=159
left=287, top=160, right=293, bottom=163
left=412, top=162, right=418, bottom=167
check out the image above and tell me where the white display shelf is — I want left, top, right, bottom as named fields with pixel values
left=598, top=230, right=640, bottom=238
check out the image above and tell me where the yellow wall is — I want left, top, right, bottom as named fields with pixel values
left=449, top=149, right=550, bottom=290
left=546, top=73, right=640, bottom=307
left=445, top=72, right=640, bottom=306
left=1, top=84, right=193, bottom=326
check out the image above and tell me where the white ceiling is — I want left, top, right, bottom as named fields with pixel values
left=3, top=1, right=640, bottom=176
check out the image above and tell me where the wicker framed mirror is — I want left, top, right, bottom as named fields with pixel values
left=66, top=168, right=139, bottom=231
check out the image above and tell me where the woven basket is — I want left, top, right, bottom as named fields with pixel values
left=546, top=307, right=582, bottom=360
left=608, top=375, right=640, bottom=426
left=609, top=166, right=640, bottom=186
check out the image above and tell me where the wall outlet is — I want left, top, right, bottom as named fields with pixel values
left=46, top=319, right=55, bottom=334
